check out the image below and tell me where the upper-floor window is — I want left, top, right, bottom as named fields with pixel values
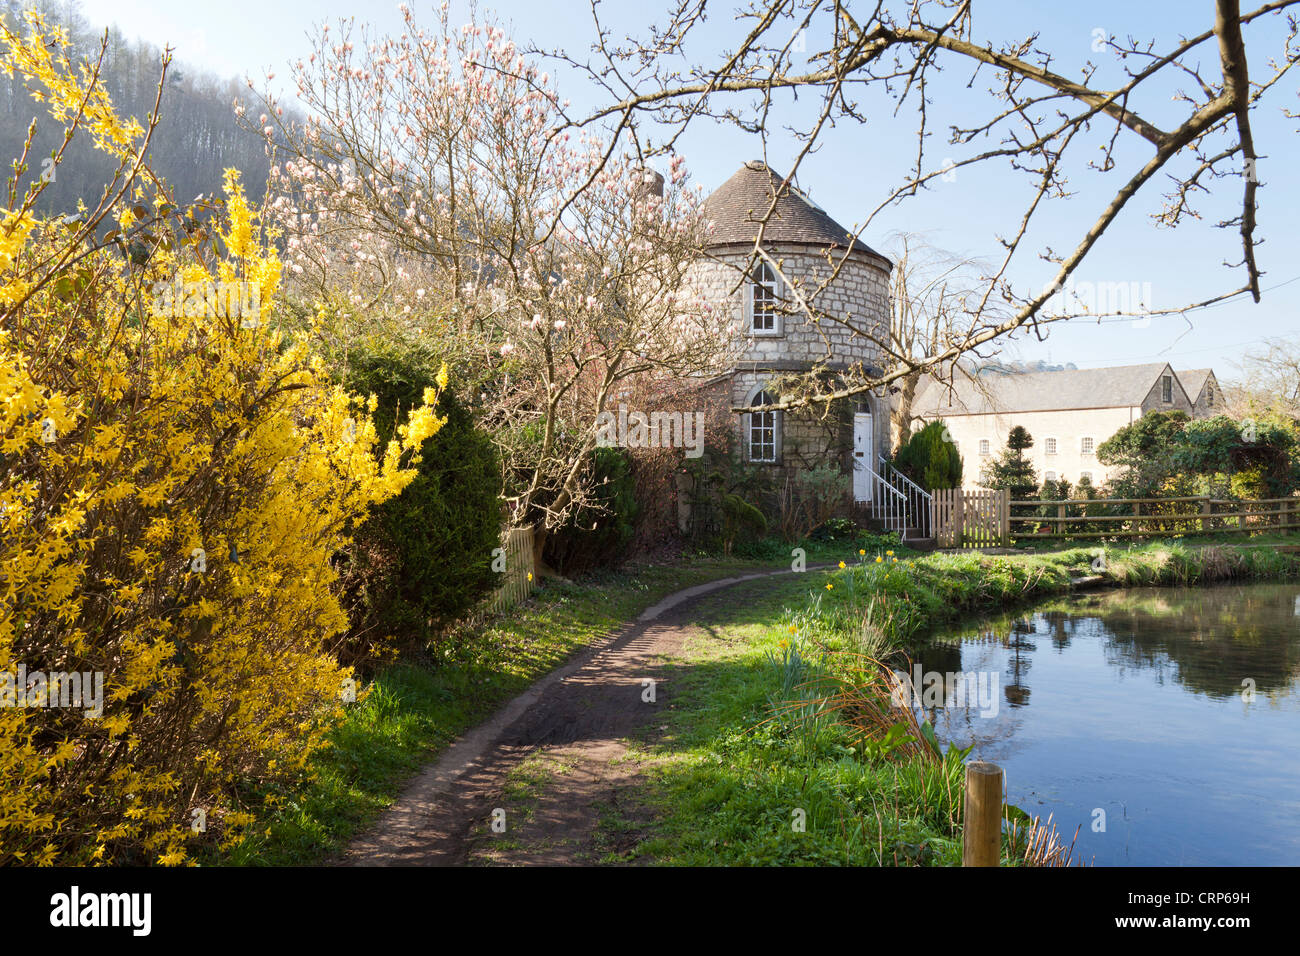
left=1161, top=374, right=1173, bottom=403
left=748, top=389, right=779, bottom=463
left=749, top=261, right=780, bottom=334
left=1044, top=437, right=1058, bottom=456
left=1080, top=436, right=1095, bottom=455
left=979, top=439, right=991, bottom=457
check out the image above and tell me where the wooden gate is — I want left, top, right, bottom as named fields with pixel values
left=931, top=488, right=1009, bottom=549
left=489, top=526, right=537, bottom=613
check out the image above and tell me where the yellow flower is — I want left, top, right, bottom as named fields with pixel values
left=778, top=639, right=789, bottom=649
left=838, top=561, right=846, bottom=569
left=527, top=572, right=533, bottom=582
left=825, top=583, right=833, bottom=590
left=875, top=556, right=883, bottom=563
left=891, top=557, right=898, bottom=562
left=886, top=550, right=894, bottom=556
left=858, top=549, right=866, bottom=556
left=787, top=625, right=796, bottom=634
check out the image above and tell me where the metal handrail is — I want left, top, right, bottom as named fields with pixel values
left=872, top=472, right=908, bottom=504
left=865, top=456, right=933, bottom=541
left=878, top=455, right=928, bottom=498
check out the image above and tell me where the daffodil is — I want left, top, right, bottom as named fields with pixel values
left=875, top=556, right=883, bottom=564
left=825, top=583, right=833, bottom=590
left=838, top=560, right=846, bottom=569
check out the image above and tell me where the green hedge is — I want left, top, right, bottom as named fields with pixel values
left=335, top=342, right=501, bottom=663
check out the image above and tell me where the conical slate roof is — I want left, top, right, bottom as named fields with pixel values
left=701, top=161, right=889, bottom=265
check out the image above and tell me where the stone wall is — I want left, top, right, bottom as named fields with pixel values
left=686, top=243, right=891, bottom=371
left=1139, top=370, right=1195, bottom=417
left=682, top=242, right=893, bottom=511
left=1187, top=374, right=1221, bottom=419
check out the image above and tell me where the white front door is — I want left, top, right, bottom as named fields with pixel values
left=853, top=412, right=873, bottom=502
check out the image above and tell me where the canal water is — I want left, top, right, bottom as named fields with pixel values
left=913, top=582, right=1300, bottom=866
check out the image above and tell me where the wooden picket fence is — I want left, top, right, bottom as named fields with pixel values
left=1009, top=495, right=1300, bottom=539
left=489, top=525, right=537, bottom=613
left=931, top=488, right=1010, bottom=549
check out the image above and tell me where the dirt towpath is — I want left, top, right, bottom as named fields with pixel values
left=342, top=566, right=810, bottom=866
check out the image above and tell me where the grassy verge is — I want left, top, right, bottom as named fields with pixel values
left=620, top=572, right=973, bottom=865
left=803, top=536, right=1300, bottom=649
left=611, top=536, right=1300, bottom=866
left=223, top=554, right=805, bottom=865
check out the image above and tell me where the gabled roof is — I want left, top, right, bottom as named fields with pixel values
left=701, top=161, right=890, bottom=266
left=913, top=362, right=1184, bottom=416
left=1177, top=368, right=1215, bottom=400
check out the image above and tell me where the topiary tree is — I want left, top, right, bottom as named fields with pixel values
left=984, top=426, right=1038, bottom=500
left=893, top=419, right=963, bottom=490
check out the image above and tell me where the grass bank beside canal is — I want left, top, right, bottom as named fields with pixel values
left=804, top=536, right=1300, bottom=651
left=618, top=536, right=1300, bottom=866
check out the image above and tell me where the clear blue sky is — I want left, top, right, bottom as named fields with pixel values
left=78, top=0, right=1300, bottom=382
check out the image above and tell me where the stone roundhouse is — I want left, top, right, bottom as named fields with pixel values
left=685, top=161, right=893, bottom=507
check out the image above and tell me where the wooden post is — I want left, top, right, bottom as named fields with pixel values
left=1056, top=502, right=1065, bottom=537
left=1133, top=500, right=1142, bottom=536
left=963, top=761, right=1004, bottom=867
left=955, top=491, right=965, bottom=549
left=1000, top=489, right=1010, bottom=546
left=1200, top=497, right=1211, bottom=533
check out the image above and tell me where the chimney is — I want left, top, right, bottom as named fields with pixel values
left=636, top=167, right=665, bottom=199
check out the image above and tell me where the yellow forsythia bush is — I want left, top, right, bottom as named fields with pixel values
left=0, top=15, right=443, bottom=864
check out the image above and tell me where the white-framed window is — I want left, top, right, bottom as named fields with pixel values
left=748, top=261, right=781, bottom=335
left=1080, top=436, right=1095, bottom=455
left=747, top=388, right=779, bottom=463
left=979, top=439, right=991, bottom=457
left=1044, top=470, right=1058, bottom=482
left=1161, top=374, right=1173, bottom=403
left=1044, top=437, right=1058, bottom=456
left=1080, top=470, right=1094, bottom=484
